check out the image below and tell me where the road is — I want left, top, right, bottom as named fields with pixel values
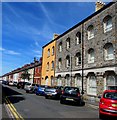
left=2, top=84, right=99, bottom=119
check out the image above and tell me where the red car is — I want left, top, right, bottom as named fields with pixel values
left=99, top=90, right=117, bottom=119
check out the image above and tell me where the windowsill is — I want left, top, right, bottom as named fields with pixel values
left=87, top=93, right=97, bottom=97
left=88, top=61, right=94, bottom=64
left=104, top=29, right=112, bottom=33
left=105, top=58, right=114, bottom=61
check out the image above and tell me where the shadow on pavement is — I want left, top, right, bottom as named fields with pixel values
left=2, top=85, right=25, bottom=105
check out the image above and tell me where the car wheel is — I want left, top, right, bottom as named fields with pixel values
left=79, top=101, right=85, bottom=106
left=26, top=90, right=29, bottom=93
left=99, top=113, right=103, bottom=119
left=60, top=99, right=64, bottom=104
left=45, top=96, right=48, bottom=99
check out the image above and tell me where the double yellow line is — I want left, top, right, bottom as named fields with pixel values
left=5, top=96, right=24, bottom=120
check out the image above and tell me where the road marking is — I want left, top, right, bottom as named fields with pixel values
left=5, top=97, right=24, bottom=120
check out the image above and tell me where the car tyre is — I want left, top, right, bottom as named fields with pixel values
left=99, top=113, right=103, bottom=119
left=45, top=96, right=48, bottom=99
left=60, top=99, right=64, bottom=104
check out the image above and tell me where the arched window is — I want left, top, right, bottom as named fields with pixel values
left=59, top=42, right=62, bottom=52
left=66, top=37, right=70, bottom=49
left=66, top=55, right=70, bottom=68
left=47, top=62, right=49, bottom=70
left=76, top=32, right=81, bottom=44
left=58, top=58, right=62, bottom=69
left=75, top=52, right=81, bottom=65
left=87, top=74, right=96, bottom=95
left=51, top=76, right=54, bottom=86
left=52, top=46, right=54, bottom=55
left=51, top=61, right=54, bottom=69
left=75, top=74, right=82, bottom=90
left=104, top=43, right=114, bottom=60
left=57, top=75, right=62, bottom=86
left=87, top=25, right=94, bottom=40
left=48, top=49, right=50, bottom=57
left=65, top=74, right=70, bottom=86
left=103, top=15, right=112, bottom=33
left=45, top=76, right=48, bottom=86
left=88, top=48, right=94, bottom=63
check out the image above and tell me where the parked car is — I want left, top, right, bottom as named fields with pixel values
left=13, top=81, right=18, bottom=86
left=36, top=85, right=46, bottom=96
left=99, top=90, right=117, bottom=119
left=2, top=80, right=9, bottom=85
left=44, top=86, right=63, bottom=99
left=9, top=81, right=14, bottom=86
left=24, top=83, right=39, bottom=93
left=17, top=81, right=29, bottom=89
left=60, top=86, right=85, bottom=106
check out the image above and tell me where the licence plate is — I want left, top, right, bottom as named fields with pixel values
left=112, top=104, right=117, bottom=107
left=66, top=98, right=74, bottom=101
left=47, top=94, right=52, bottom=96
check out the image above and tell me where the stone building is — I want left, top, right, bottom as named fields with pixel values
left=55, top=1, right=117, bottom=101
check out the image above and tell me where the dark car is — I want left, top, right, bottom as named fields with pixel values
left=44, top=86, right=63, bottom=99
left=99, top=90, right=117, bottom=119
left=60, top=86, right=85, bottom=106
left=2, top=80, right=9, bottom=85
left=36, top=85, right=46, bottom=96
left=17, top=81, right=29, bottom=89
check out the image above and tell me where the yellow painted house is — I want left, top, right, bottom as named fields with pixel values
left=41, top=34, right=59, bottom=86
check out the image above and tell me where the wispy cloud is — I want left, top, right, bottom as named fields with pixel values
left=0, top=47, right=20, bottom=55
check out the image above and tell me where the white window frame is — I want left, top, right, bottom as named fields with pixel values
left=58, top=59, right=62, bottom=69
left=88, top=26, right=94, bottom=40
left=104, top=17, right=112, bottom=33
left=51, top=61, right=54, bottom=69
left=66, top=57, right=70, bottom=68
left=75, top=75, right=82, bottom=91
left=48, top=49, right=50, bottom=57
left=88, top=49, right=94, bottom=63
left=66, top=38, right=70, bottom=49
left=76, top=32, right=81, bottom=44
left=104, top=44, right=114, bottom=60
left=87, top=75, right=97, bottom=96
left=76, top=53, right=81, bottom=65
left=52, top=46, right=54, bottom=55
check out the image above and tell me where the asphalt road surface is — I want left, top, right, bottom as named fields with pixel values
left=2, top=84, right=99, bottom=119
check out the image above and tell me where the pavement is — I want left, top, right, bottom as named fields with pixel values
left=85, top=100, right=99, bottom=109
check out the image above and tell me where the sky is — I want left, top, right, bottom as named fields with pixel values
left=1, top=0, right=112, bottom=76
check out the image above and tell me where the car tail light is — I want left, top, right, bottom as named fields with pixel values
left=56, top=90, right=59, bottom=92
left=100, top=99, right=105, bottom=105
left=77, top=93, right=80, bottom=97
left=62, top=90, right=64, bottom=94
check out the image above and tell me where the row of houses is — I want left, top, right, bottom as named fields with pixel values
left=1, top=58, right=42, bottom=84
left=1, top=1, right=117, bottom=102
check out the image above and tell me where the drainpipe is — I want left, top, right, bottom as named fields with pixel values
left=81, top=24, right=84, bottom=95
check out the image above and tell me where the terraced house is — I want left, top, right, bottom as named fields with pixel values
left=55, top=1, right=117, bottom=102
left=41, top=34, right=59, bottom=86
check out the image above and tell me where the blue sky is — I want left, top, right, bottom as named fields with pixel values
left=1, top=1, right=111, bottom=76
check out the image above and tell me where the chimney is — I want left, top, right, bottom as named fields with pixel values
left=53, top=33, right=59, bottom=39
left=95, top=0, right=105, bottom=12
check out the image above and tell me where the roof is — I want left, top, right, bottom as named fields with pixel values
left=42, top=2, right=115, bottom=48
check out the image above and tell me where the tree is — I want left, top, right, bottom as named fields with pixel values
left=21, top=70, right=30, bottom=82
